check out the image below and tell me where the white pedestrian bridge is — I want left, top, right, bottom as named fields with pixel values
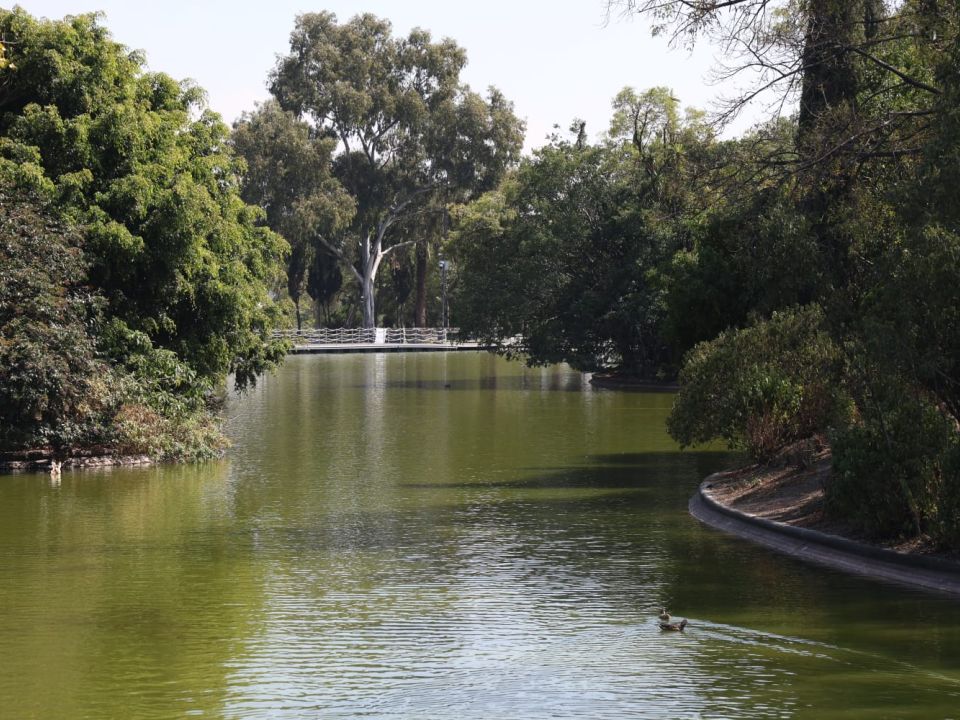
left=271, top=328, right=484, bottom=353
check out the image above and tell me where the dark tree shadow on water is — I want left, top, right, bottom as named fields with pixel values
left=400, top=451, right=737, bottom=493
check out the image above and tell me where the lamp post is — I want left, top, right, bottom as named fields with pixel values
left=438, top=257, right=448, bottom=334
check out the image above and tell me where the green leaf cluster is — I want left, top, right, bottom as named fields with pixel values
left=668, top=305, right=848, bottom=461
left=451, top=89, right=710, bottom=377
left=0, top=8, right=287, bottom=393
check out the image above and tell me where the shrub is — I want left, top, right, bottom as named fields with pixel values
left=828, top=383, right=955, bottom=541
left=0, top=189, right=227, bottom=461
left=0, top=189, right=113, bottom=454
left=667, top=304, right=846, bottom=461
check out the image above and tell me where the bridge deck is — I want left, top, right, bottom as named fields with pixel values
left=289, top=342, right=486, bottom=354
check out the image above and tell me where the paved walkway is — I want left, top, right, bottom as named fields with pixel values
left=690, top=475, right=960, bottom=597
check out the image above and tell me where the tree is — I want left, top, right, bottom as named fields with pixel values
left=269, top=12, right=523, bottom=327
left=452, top=93, right=710, bottom=376
left=608, top=86, right=679, bottom=152
left=0, top=8, right=288, bottom=390
left=452, top=142, right=666, bottom=374
left=307, top=251, right=344, bottom=326
left=232, top=100, right=355, bottom=330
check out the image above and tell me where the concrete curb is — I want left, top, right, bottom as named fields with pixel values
left=690, top=473, right=960, bottom=597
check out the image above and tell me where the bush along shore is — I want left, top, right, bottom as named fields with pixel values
left=698, top=438, right=960, bottom=565
left=668, top=305, right=960, bottom=555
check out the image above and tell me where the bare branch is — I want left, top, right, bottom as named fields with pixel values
left=380, top=239, right=417, bottom=257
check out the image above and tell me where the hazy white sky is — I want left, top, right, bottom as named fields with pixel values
left=17, top=1, right=758, bottom=150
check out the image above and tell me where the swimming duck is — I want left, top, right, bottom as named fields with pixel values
left=658, top=608, right=671, bottom=622
left=659, top=618, right=688, bottom=632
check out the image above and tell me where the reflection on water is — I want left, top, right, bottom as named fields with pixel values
left=1, top=353, right=960, bottom=718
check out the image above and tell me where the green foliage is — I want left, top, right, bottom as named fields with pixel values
left=663, top=184, right=822, bottom=353
left=232, top=100, right=354, bottom=329
left=452, top=144, right=666, bottom=373
left=0, top=8, right=287, bottom=391
left=667, top=306, right=846, bottom=461
left=829, top=378, right=956, bottom=541
left=0, top=189, right=221, bottom=461
left=823, top=10, right=960, bottom=547
left=268, top=12, right=524, bottom=327
left=451, top=89, right=708, bottom=376
left=0, top=8, right=294, bottom=463
left=0, top=189, right=111, bottom=452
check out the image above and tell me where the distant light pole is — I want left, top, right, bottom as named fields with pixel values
left=438, top=257, right=448, bottom=332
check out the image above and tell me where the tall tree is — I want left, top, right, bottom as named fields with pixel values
left=232, top=100, right=355, bottom=330
left=0, top=8, right=287, bottom=390
left=452, top=92, right=711, bottom=377
left=269, top=12, right=523, bottom=327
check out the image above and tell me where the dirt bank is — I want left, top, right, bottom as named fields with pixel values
left=704, top=440, right=957, bottom=561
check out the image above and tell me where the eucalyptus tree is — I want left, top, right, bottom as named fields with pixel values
left=269, top=12, right=523, bottom=327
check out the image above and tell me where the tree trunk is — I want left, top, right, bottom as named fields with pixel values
left=414, top=239, right=428, bottom=327
left=798, top=0, right=858, bottom=138
left=294, top=297, right=302, bottom=331
left=797, top=0, right=863, bottom=289
left=361, top=272, right=376, bottom=328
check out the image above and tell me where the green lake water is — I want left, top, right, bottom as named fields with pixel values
left=2, top=352, right=960, bottom=719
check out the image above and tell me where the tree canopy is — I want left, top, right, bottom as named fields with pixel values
left=0, top=7, right=287, bottom=391
left=451, top=89, right=712, bottom=378
left=0, top=8, right=287, bottom=460
left=266, top=11, right=524, bottom=327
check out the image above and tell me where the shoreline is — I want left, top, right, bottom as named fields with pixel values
left=0, top=455, right=157, bottom=475
left=691, top=465, right=960, bottom=597
left=0, top=452, right=155, bottom=472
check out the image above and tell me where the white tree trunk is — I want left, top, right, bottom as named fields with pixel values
left=317, top=210, right=416, bottom=329
left=361, top=271, right=376, bottom=328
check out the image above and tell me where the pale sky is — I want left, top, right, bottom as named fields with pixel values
left=15, top=1, right=761, bottom=150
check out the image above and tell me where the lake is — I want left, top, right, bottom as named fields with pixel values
left=1, top=352, right=959, bottom=718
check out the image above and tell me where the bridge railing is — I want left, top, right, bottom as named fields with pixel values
left=273, top=328, right=461, bottom=345
left=384, top=328, right=457, bottom=344
left=273, top=328, right=376, bottom=345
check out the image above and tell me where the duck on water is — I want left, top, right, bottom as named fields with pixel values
left=657, top=609, right=688, bottom=631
